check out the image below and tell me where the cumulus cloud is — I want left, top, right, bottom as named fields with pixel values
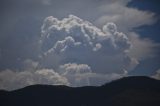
left=0, top=0, right=158, bottom=71
left=0, top=69, right=69, bottom=90
left=152, top=69, right=160, bottom=80
left=0, top=0, right=159, bottom=90
left=39, top=15, right=136, bottom=74
left=59, top=63, right=92, bottom=86
left=0, top=13, right=158, bottom=90
left=0, top=62, right=124, bottom=90
left=59, top=63, right=124, bottom=86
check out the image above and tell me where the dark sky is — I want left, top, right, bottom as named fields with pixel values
left=128, top=0, right=160, bottom=42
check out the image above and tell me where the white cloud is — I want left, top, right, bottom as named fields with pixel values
left=0, top=63, right=124, bottom=90
left=59, top=63, right=124, bottom=86
left=0, top=69, right=69, bottom=90
left=152, top=69, right=160, bottom=80
left=59, top=63, right=92, bottom=86
left=40, top=15, right=136, bottom=74
left=1, top=0, right=159, bottom=90
left=1, top=12, right=158, bottom=90
left=128, top=32, right=160, bottom=60
left=95, top=1, right=156, bottom=31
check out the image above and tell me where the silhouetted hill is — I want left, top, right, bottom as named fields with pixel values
left=0, top=76, right=160, bottom=106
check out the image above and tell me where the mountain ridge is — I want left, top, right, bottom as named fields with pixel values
left=0, top=76, right=160, bottom=106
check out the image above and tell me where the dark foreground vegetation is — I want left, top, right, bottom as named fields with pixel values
left=0, top=76, right=160, bottom=106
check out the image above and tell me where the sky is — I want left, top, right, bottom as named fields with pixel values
left=0, top=0, right=160, bottom=90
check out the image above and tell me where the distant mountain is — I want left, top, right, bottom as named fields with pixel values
left=0, top=76, right=160, bottom=106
